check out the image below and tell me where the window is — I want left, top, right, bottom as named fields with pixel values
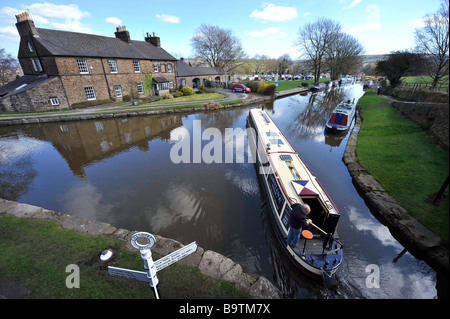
left=31, top=59, right=38, bottom=72
left=153, top=64, right=159, bottom=72
left=167, top=63, right=172, bottom=73
left=133, top=60, right=141, bottom=73
left=28, top=42, right=33, bottom=52
left=35, top=59, right=42, bottom=72
left=108, top=60, right=118, bottom=73
left=84, top=86, right=96, bottom=100
left=95, top=121, right=104, bottom=132
left=137, top=83, right=144, bottom=94
left=169, top=81, right=174, bottom=89
left=77, top=59, right=89, bottom=74
left=50, top=97, right=60, bottom=106
left=114, top=85, right=122, bottom=97
left=181, top=79, right=186, bottom=86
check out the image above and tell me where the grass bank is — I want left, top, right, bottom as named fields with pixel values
left=356, top=91, right=449, bottom=243
left=147, top=92, right=225, bottom=104
left=0, top=214, right=249, bottom=299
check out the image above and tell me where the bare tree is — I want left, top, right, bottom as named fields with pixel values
left=414, top=0, right=449, bottom=88
left=325, top=32, right=365, bottom=80
left=0, top=48, right=20, bottom=86
left=297, top=18, right=341, bottom=82
left=277, top=54, right=293, bottom=75
left=191, top=24, right=247, bottom=73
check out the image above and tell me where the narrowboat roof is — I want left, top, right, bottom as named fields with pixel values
left=249, top=109, right=338, bottom=214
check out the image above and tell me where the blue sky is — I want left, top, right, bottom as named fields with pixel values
left=0, top=0, right=443, bottom=60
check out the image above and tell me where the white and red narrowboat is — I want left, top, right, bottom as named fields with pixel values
left=325, top=99, right=356, bottom=133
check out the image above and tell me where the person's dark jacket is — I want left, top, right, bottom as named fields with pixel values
left=289, top=203, right=309, bottom=230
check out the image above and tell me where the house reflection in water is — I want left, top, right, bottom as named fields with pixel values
left=6, top=114, right=183, bottom=179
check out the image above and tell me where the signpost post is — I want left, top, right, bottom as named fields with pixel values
left=107, top=232, right=198, bottom=299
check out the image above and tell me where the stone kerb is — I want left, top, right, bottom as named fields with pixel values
left=0, top=198, right=282, bottom=299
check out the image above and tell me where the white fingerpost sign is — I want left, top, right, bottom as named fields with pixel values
left=107, top=232, right=198, bottom=299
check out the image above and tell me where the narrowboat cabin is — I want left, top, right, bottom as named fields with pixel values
left=325, top=99, right=356, bottom=133
left=246, top=108, right=343, bottom=281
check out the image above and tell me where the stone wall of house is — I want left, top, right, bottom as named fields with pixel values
left=54, top=57, right=177, bottom=106
left=177, top=75, right=225, bottom=89
left=391, top=101, right=449, bottom=150
left=0, top=77, right=69, bottom=112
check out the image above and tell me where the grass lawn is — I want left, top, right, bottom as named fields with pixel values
left=265, top=78, right=331, bottom=91
left=356, top=91, right=449, bottom=243
left=0, top=214, right=248, bottom=299
left=148, top=92, right=224, bottom=104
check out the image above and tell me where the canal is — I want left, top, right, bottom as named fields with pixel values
left=0, top=84, right=439, bottom=298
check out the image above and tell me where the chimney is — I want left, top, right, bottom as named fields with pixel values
left=145, top=32, right=160, bottom=48
left=115, top=25, right=130, bottom=43
left=15, top=11, right=38, bottom=37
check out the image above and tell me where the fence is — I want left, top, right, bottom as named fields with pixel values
left=400, top=82, right=449, bottom=93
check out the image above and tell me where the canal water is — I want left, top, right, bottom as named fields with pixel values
left=0, top=84, right=440, bottom=299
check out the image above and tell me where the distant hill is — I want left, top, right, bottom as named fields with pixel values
left=361, top=54, right=387, bottom=66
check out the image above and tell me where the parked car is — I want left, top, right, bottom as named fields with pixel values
left=232, top=84, right=251, bottom=93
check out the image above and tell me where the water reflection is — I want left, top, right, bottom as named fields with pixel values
left=0, top=84, right=441, bottom=299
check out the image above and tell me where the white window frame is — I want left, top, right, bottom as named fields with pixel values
left=137, top=83, right=144, bottom=94
left=77, top=58, right=89, bottom=74
left=114, top=85, right=122, bottom=97
left=153, top=63, right=159, bottom=72
left=31, top=59, right=38, bottom=72
left=167, top=63, right=172, bottom=73
left=108, top=60, right=118, bottom=73
left=133, top=60, right=141, bottom=73
left=36, top=59, right=42, bottom=72
left=84, top=86, right=96, bottom=100
left=50, top=97, right=60, bottom=106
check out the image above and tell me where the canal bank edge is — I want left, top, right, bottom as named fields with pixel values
left=342, top=106, right=449, bottom=276
left=0, top=198, right=282, bottom=299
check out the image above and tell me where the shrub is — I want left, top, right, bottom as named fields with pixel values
left=172, top=93, right=180, bottom=98
left=198, top=84, right=206, bottom=94
left=163, top=93, right=174, bottom=99
left=122, top=95, right=132, bottom=102
left=176, top=91, right=183, bottom=96
left=181, top=86, right=194, bottom=96
left=265, top=84, right=276, bottom=96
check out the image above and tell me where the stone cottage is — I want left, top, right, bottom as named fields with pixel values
left=0, top=12, right=177, bottom=112
left=176, top=58, right=226, bottom=89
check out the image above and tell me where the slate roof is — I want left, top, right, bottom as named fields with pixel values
left=26, top=28, right=177, bottom=61
left=0, top=75, right=55, bottom=99
left=176, top=60, right=225, bottom=77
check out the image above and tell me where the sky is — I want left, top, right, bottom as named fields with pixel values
left=0, top=0, right=444, bottom=60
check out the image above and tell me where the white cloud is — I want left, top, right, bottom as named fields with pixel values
left=105, top=17, right=122, bottom=25
left=24, top=3, right=91, bottom=21
left=345, top=22, right=381, bottom=34
left=156, top=14, right=180, bottom=24
left=303, top=12, right=311, bottom=17
left=0, top=26, right=19, bottom=42
left=250, top=3, right=298, bottom=22
left=345, top=0, right=362, bottom=9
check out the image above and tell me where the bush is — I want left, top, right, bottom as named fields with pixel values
left=122, top=95, right=132, bottom=102
left=197, top=84, right=206, bottom=94
left=181, top=86, right=194, bottom=96
left=265, top=84, right=276, bottom=96
left=176, top=91, right=183, bottom=96
left=172, top=93, right=180, bottom=98
left=163, top=93, right=174, bottom=99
